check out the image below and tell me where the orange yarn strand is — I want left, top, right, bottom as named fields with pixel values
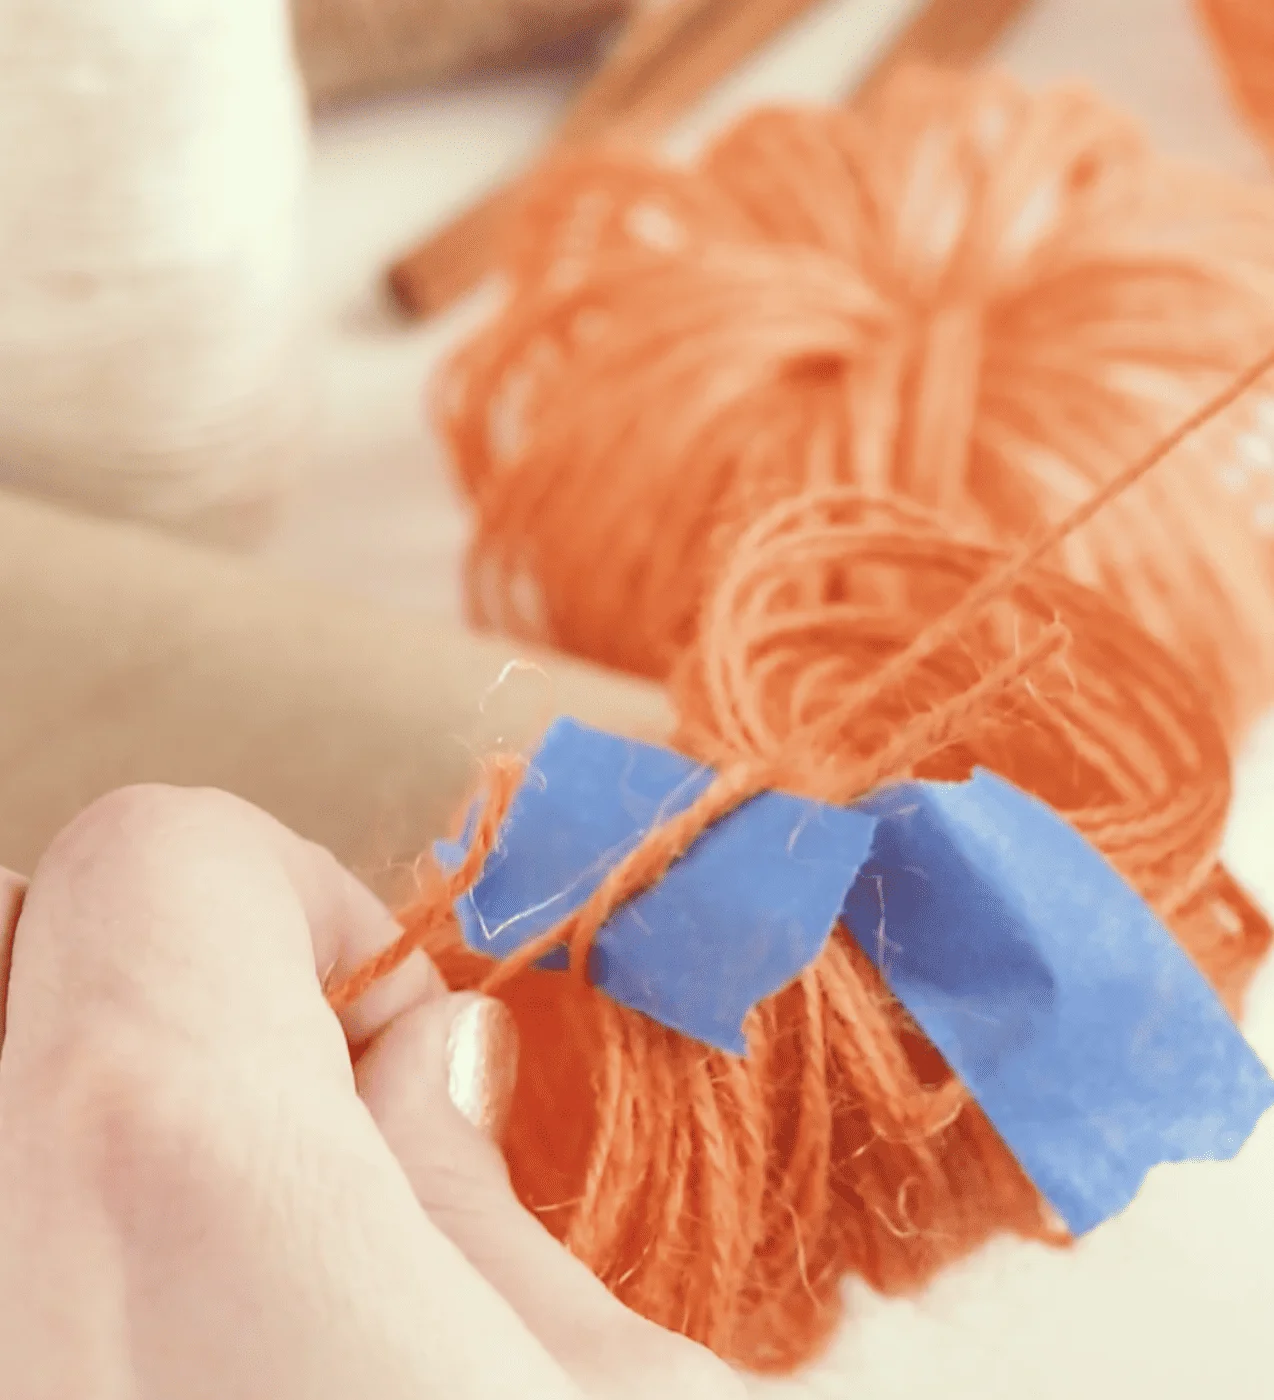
left=1198, top=0, right=1274, bottom=155
left=326, top=754, right=526, bottom=1011
left=438, top=67, right=1274, bottom=736
left=803, top=338, right=1274, bottom=734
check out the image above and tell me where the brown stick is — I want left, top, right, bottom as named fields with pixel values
left=387, top=0, right=826, bottom=318
left=387, top=0, right=721, bottom=317
left=555, top=0, right=727, bottom=143
left=386, top=0, right=1033, bottom=318
left=594, top=0, right=831, bottom=138
left=850, top=0, right=1032, bottom=105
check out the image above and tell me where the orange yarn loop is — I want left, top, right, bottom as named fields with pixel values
left=1199, top=0, right=1274, bottom=155
left=438, top=66, right=1274, bottom=736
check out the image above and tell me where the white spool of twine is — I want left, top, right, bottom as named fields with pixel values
left=0, top=1, right=310, bottom=542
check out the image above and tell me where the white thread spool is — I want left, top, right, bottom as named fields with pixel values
left=0, top=1, right=309, bottom=542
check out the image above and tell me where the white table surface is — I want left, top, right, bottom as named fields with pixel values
left=266, top=0, right=1274, bottom=1393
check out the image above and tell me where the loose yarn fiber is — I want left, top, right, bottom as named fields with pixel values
left=1198, top=0, right=1274, bottom=156
left=438, top=66, right=1274, bottom=737
left=332, top=403, right=1274, bottom=1369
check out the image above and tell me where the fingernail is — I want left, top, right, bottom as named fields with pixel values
left=445, top=996, right=519, bottom=1140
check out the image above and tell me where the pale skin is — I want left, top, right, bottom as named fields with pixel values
left=0, top=786, right=746, bottom=1400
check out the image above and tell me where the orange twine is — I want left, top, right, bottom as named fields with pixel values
left=1198, top=0, right=1274, bottom=156
left=437, top=66, right=1274, bottom=737
left=331, top=349, right=1274, bottom=1372
left=327, top=66, right=1274, bottom=1374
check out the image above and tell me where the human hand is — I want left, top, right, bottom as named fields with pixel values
left=0, top=786, right=745, bottom=1400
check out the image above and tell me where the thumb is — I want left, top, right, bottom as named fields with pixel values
left=355, top=991, right=520, bottom=1213
left=355, top=993, right=745, bottom=1400
left=0, top=867, right=27, bottom=1050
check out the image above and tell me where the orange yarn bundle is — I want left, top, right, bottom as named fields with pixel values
left=331, top=63, right=1274, bottom=1375
left=437, top=65, right=1274, bottom=737
left=1199, top=0, right=1274, bottom=155
left=332, top=379, right=1274, bottom=1370
left=346, top=501, right=1269, bottom=1373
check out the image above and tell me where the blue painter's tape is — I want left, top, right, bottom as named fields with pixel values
left=841, top=771, right=1274, bottom=1236
left=435, top=717, right=877, bottom=1054
left=437, top=722, right=1273, bottom=1234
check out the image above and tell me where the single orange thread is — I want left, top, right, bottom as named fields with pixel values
left=437, top=66, right=1274, bottom=737
left=1198, top=0, right=1274, bottom=156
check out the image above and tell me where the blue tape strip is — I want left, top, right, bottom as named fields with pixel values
left=842, top=772, right=1274, bottom=1235
left=438, top=720, right=1274, bottom=1233
left=435, top=718, right=877, bottom=1054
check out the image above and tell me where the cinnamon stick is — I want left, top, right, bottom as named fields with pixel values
left=589, top=0, right=830, bottom=140
left=386, top=0, right=1033, bottom=318
left=555, top=0, right=725, bottom=144
left=850, top=0, right=1032, bottom=105
left=387, top=0, right=824, bottom=318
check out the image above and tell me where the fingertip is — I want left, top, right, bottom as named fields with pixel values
left=275, top=836, right=448, bottom=1049
left=12, top=785, right=445, bottom=1065
left=337, top=954, right=436, bottom=1050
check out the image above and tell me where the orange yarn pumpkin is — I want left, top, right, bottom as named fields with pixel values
left=1198, top=0, right=1274, bottom=155
left=370, top=489, right=1271, bottom=1374
left=438, top=66, right=1274, bottom=737
left=343, top=63, right=1274, bottom=1376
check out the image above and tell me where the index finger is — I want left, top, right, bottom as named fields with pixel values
left=1, top=796, right=589, bottom=1400
left=4, top=786, right=440, bottom=1076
